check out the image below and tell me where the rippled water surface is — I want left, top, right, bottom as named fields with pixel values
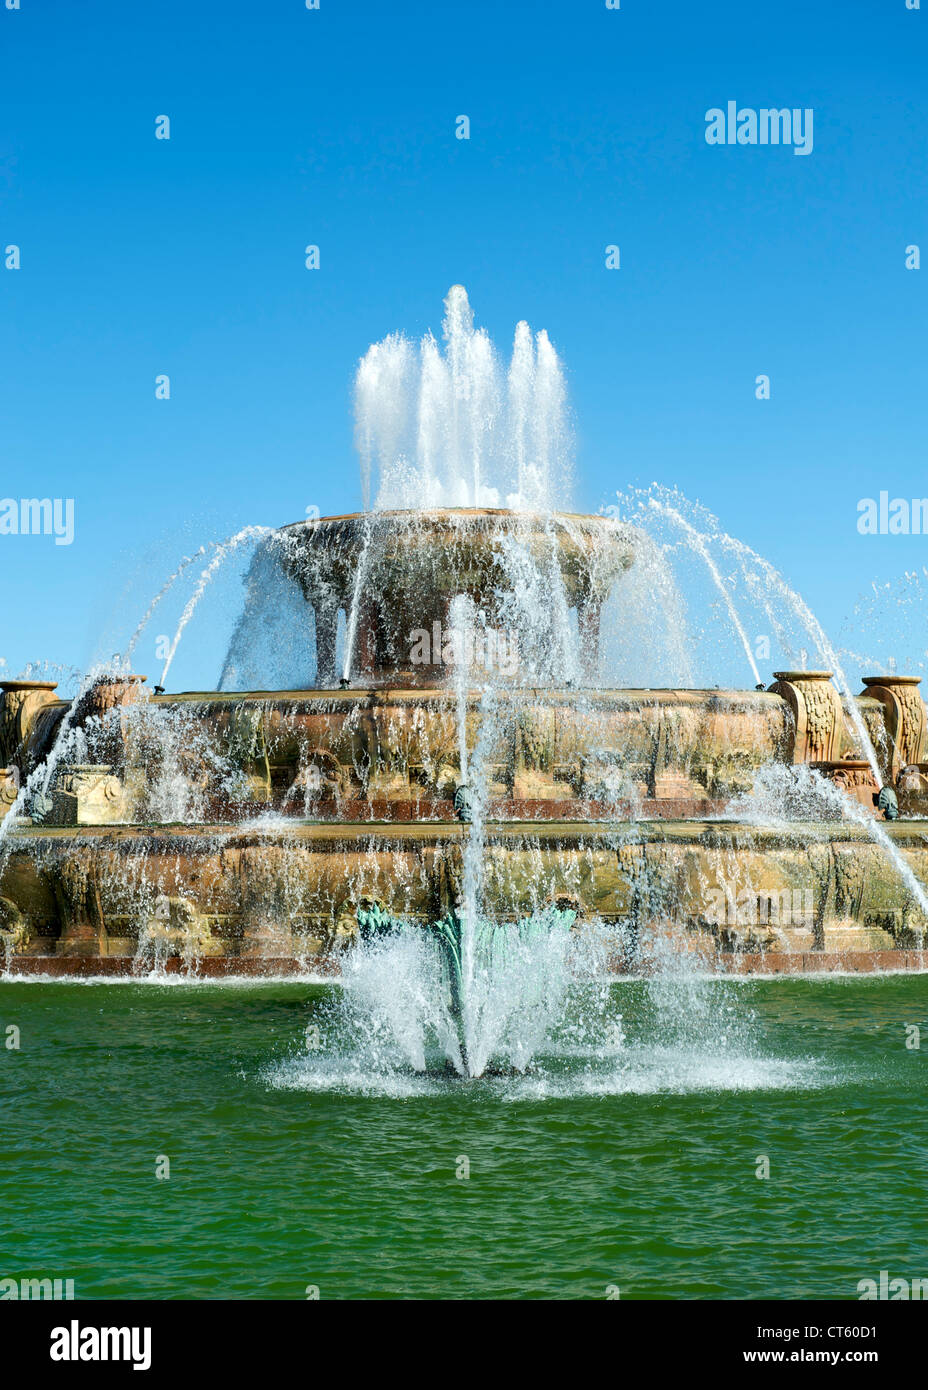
left=2, top=974, right=926, bottom=1299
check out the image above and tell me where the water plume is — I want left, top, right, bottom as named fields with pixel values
left=354, top=286, right=572, bottom=511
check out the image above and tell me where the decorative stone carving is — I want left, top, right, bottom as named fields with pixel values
left=860, top=676, right=927, bottom=778
left=53, top=855, right=105, bottom=955
left=811, top=760, right=879, bottom=813
left=141, top=895, right=213, bottom=960
left=896, top=762, right=928, bottom=816
left=0, top=894, right=29, bottom=954
left=0, top=768, right=20, bottom=823
left=71, top=674, right=147, bottom=725
left=768, top=672, right=844, bottom=764
left=291, top=750, right=348, bottom=804
left=68, top=675, right=148, bottom=770
left=46, top=765, right=128, bottom=826
left=517, top=707, right=554, bottom=771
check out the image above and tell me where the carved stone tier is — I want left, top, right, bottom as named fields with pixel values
left=2, top=819, right=926, bottom=962
left=275, top=509, right=636, bottom=687
left=11, top=679, right=928, bottom=828
left=85, top=686, right=796, bottom=818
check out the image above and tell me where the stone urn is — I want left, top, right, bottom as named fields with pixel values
left=0, top=680, right=59, bottom=769
left=860, top=676, right=927, bottom=778
left=71, top=674, right=148, bottom=725
left=768, top=672, right=844, bottom=764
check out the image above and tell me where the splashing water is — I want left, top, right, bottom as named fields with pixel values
left=273, top=922, right=815, bottom=1098
left=729, top=764, right=928, bottom=924
left=311, top=913, right=623, bottom=1081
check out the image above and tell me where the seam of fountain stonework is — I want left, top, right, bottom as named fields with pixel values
left=1, top=511, right=928, bottom=976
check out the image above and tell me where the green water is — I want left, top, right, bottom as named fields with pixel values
left=1, top=973, right=925, bottom=1300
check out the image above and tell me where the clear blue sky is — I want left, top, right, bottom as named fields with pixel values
left=1, top=0, right=925, bottom=692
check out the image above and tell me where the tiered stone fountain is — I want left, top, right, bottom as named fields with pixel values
left=1, top=504, right=927, bottom=976
left=2, top=288, right=927, bottom=977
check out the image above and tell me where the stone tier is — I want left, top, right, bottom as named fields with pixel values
left=276, top=508, right=637, bottom=686
left=2, top=818, right=927, bottom=964
left=4, top=678, right=928, bottom=827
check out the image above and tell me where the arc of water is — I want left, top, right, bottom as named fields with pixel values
left=4, top=543, right=225, bottom=845
left=158, top=526, right=272, bottom=690
left=719, top=534, right=883, bottom=787
left=840, top=785, right=928, bottom=921
left=737, top=765, right=928, bottom=926
left=124, top=545, right=210, bottom=664
left=648, top=498, right=762, bottom=686
left=637, top=487, right=928, bottom=917
left=647, top=489, right=928, bottom=921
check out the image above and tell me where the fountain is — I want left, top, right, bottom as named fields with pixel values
left=2, top=288, right=927, bottom=1064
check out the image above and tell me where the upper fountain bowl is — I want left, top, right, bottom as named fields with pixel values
left=274, top=508, right=637, bottom=688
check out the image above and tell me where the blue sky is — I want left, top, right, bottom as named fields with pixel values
left=1, top=0, right=925, bottom=691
